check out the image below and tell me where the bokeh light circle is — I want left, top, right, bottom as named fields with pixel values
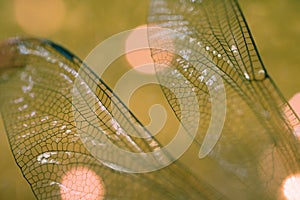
left=14, top=0, right=66, bottom=36
left=282, top=174, right=300, bottom=200
left=60, top=166, right=105, bottom=200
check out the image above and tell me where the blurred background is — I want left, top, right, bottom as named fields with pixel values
left=0, top=0, right=299, bottom=199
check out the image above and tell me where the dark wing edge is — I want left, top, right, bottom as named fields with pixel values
left=0, top=37, right=226, bottom=199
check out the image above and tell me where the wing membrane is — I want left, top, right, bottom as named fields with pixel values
left=148, top=0, right=300, bottom=198
left=0, top=0, right=299, bottom=199
left=0, top=38, right=224, bottom=199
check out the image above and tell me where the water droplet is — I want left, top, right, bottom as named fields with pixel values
left=244, top=72, right=250, bottom=80
left=255, top=69, right=266, bottom=80
left=65, top=130, right=72, bottom=134
left=14, top=97, right=24, bottom=104
left=231, top=45, right=238, bottom=54
left=189, top=37, right=196, bottom=43
left=198, top=75, right=204, bottom=82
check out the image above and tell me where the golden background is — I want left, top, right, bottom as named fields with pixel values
left=0, top=0, right=299, bottom=199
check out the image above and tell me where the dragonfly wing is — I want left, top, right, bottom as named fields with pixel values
left=0, top=38, right=226, bottom=199
left=148, top=0, right=300, bottom=198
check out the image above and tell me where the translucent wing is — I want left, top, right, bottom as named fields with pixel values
left=148, top=0, right=300, bottom=198
left=0, top=38, right=225, bottom=199
left=1, top=0, right=300, bottom=199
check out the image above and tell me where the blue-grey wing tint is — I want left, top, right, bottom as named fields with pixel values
left=148, top=0, right=300, bottom=198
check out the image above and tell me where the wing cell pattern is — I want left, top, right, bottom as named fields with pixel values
left=0, top=0, right=299, bottom=199
left=148, top=0, right=300, bottom=198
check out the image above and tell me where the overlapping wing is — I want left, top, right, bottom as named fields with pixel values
left=148, top=0, right=300, bottom=198
left=0, top=38, right=224, bottom=199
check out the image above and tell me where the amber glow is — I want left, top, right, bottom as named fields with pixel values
left=125, top=24, right=174, bottom=74
left=125, top=25, right=155, bottom=74
left=287, top=93, right=300, bottom=139
left=282, top=174, right=300, bottom=200
left=280, top=94, right=300, bottom=199
left=60, top=167, right=105, bottom=200
left=14, top=0, right=66, bottom=36
left=258, top=93, right=300, bottom=198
